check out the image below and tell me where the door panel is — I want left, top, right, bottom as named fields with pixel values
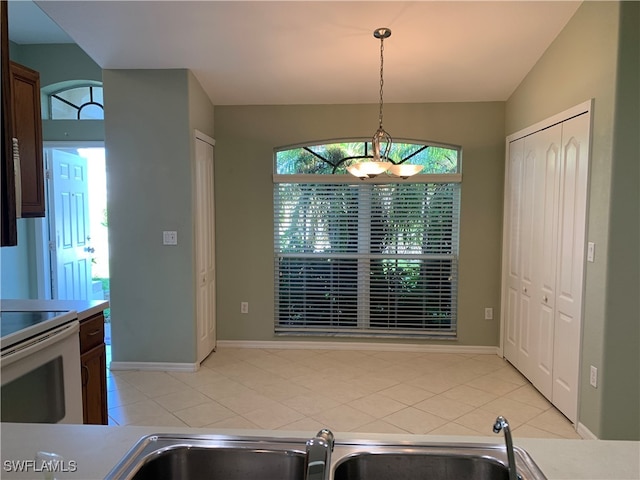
left=552, top=113, right=590, bottom=423
left=195, top=135, right=216, bottom=363
left=50, top=149, right=92, bottom=300
left=532, top=125, right=562, bottom=398
left=504, top=138, right=524, bottom=363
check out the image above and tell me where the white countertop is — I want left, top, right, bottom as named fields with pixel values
left=1, top=423, right=638, bottom=479
left=0, top=299, right=109, bottom=321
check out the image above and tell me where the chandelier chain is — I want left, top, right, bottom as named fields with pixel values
left=378, top=35, right=385, bottom=129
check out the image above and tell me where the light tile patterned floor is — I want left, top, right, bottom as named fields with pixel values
left=106, top=346, right=582, bottom=439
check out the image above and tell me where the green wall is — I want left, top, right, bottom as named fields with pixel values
left=0, top=220, right=35, bottom=299
left=601, top=0, right=639, bottom=441
left=104, top=69, right=214, bottom=364
left=214, top=102, right=505, bottom=345
left=506, top=1, right=639, bottom=440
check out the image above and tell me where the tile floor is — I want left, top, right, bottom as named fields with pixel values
left=106, top=346, right=582, bottom=439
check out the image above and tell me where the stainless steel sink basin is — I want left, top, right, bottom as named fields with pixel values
left=105, top=433, right=547, bottom=480
left=334, top=452, right=509, bottom=480
left=105, top=434, right=307, bottom=480
left=332, top=441, right=546, bottom=480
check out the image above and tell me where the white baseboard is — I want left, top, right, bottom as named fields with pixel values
left=576, top=422, right=598, bottom=440
left=108, top=343, right=498, bottom=372
left=109, top=361, right=199, bottom=372
left=216, top=340, right=499, bottom=355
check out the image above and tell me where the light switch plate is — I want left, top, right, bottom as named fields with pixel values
left=163, top=231, right=178, bottom=245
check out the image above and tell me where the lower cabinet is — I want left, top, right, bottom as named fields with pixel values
left=79, top=312, right=108, bottom=425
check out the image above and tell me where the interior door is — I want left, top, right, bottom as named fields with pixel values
left=552, top=113, right=590, bottom=423
left=195, top=133, right=216, bottom=363
left=532, top=124, right=562, bottom=399
left=49, top=149, right=92, bottom=300
left=503, top=138, right=524, bottom=364
left=517, top=138, right=537, bottom=382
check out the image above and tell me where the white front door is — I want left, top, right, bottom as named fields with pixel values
left=49, top=149, right=92, bottom=300
left=195, top=133, right=216, bottom=363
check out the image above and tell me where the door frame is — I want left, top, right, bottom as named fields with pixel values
left=35, top=141, right=104, bottom=299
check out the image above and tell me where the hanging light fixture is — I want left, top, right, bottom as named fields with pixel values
left=348, top=28, right=424, bottom=179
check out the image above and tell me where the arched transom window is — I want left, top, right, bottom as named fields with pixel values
left=48, top=83, right=104, bottom=120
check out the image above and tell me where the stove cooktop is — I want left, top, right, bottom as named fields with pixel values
left=0, top=310, right=78, bottom=350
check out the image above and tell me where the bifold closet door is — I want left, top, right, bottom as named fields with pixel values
left=551, top=113, right=590, bottom=423
left=519, top=124, right=562, bottom=400
left=503, top=138, right=524, bottom=366
left=502, top=110, right=590, bottom=425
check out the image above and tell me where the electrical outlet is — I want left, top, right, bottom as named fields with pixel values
left=484, top=307, right=493, bottom=320
left=240, top=302, right=249, bottom=314
left=590, top=365, right=598, bottom=388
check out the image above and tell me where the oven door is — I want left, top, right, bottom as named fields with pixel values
left=1, top=321, right=83, bottom=424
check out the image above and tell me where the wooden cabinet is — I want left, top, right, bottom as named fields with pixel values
left=79, top=312, right=108, bottom=425
left=1, top=2, right=45, bottom=245
left=1, top=0, right=17, bottom=246
left=10, top=61, right=45, bottom=218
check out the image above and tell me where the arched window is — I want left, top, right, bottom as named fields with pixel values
left=47, top=82, right=104, bottom=120
left=273, top=139, right=462, bottom=338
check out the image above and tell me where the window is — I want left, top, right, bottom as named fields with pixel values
left=274, top=140, right=461, bottom=337
left=48, top=84, right=104, bottom=120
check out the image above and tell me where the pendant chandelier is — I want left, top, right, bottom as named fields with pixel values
left=347, top=28, right=424, bottom=179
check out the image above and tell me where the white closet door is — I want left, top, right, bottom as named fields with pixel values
left=517, top=136, right=539, bottom=382
left=531, top=124, right=562, bottom=399
left=504, top=138, right=524, bottom=364
left=552, top=113, right=590, bottom=423
left=195, top=133, right=216, bottom=364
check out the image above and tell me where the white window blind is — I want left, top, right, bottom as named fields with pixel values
left=274, top=182, right=460, bottom=337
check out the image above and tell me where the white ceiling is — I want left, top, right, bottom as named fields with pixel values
left=11, top=1, right=582, bottom=106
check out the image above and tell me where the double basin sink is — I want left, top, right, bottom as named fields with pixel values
left=105, top=431, right=547, bottom=480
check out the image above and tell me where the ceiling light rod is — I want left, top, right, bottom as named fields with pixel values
left=373, top=27, right=392, bottom=163
left=347, top=28, right=424, bottom=179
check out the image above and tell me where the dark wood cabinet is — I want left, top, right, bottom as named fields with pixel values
left=79, top=312, right=108, bottom=425
left=10, top=61, right=45, bottom=217
left=1, top=2, right=46, bottom=246
left=1, top=0, right=17, bottom=246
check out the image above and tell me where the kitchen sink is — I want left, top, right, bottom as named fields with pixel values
left=104, top=434, right=308, bottom=480
left=332, top=442, right=545, bottom=480
left=105, top=433, right=547, bottom=480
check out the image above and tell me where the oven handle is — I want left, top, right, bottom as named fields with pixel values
left=0, top=321, right=79, bottom=367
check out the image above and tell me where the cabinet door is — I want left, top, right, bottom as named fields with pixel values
left=1, top=2, right=17, bottom=245
left=10, top=61, right=45, bottom=217
left=81, top=344, right=108, bottom=425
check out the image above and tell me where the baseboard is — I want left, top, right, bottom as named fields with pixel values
left=576, top=422, right=598, bottom=440
left=109, top=361, right=199, bottom=372
left=216, top=340, right=499, bottom=355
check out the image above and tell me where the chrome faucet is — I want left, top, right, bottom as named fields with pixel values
left=493, top=416, right=520, bottom=480
left=305, top=429, right=335, bottom=480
